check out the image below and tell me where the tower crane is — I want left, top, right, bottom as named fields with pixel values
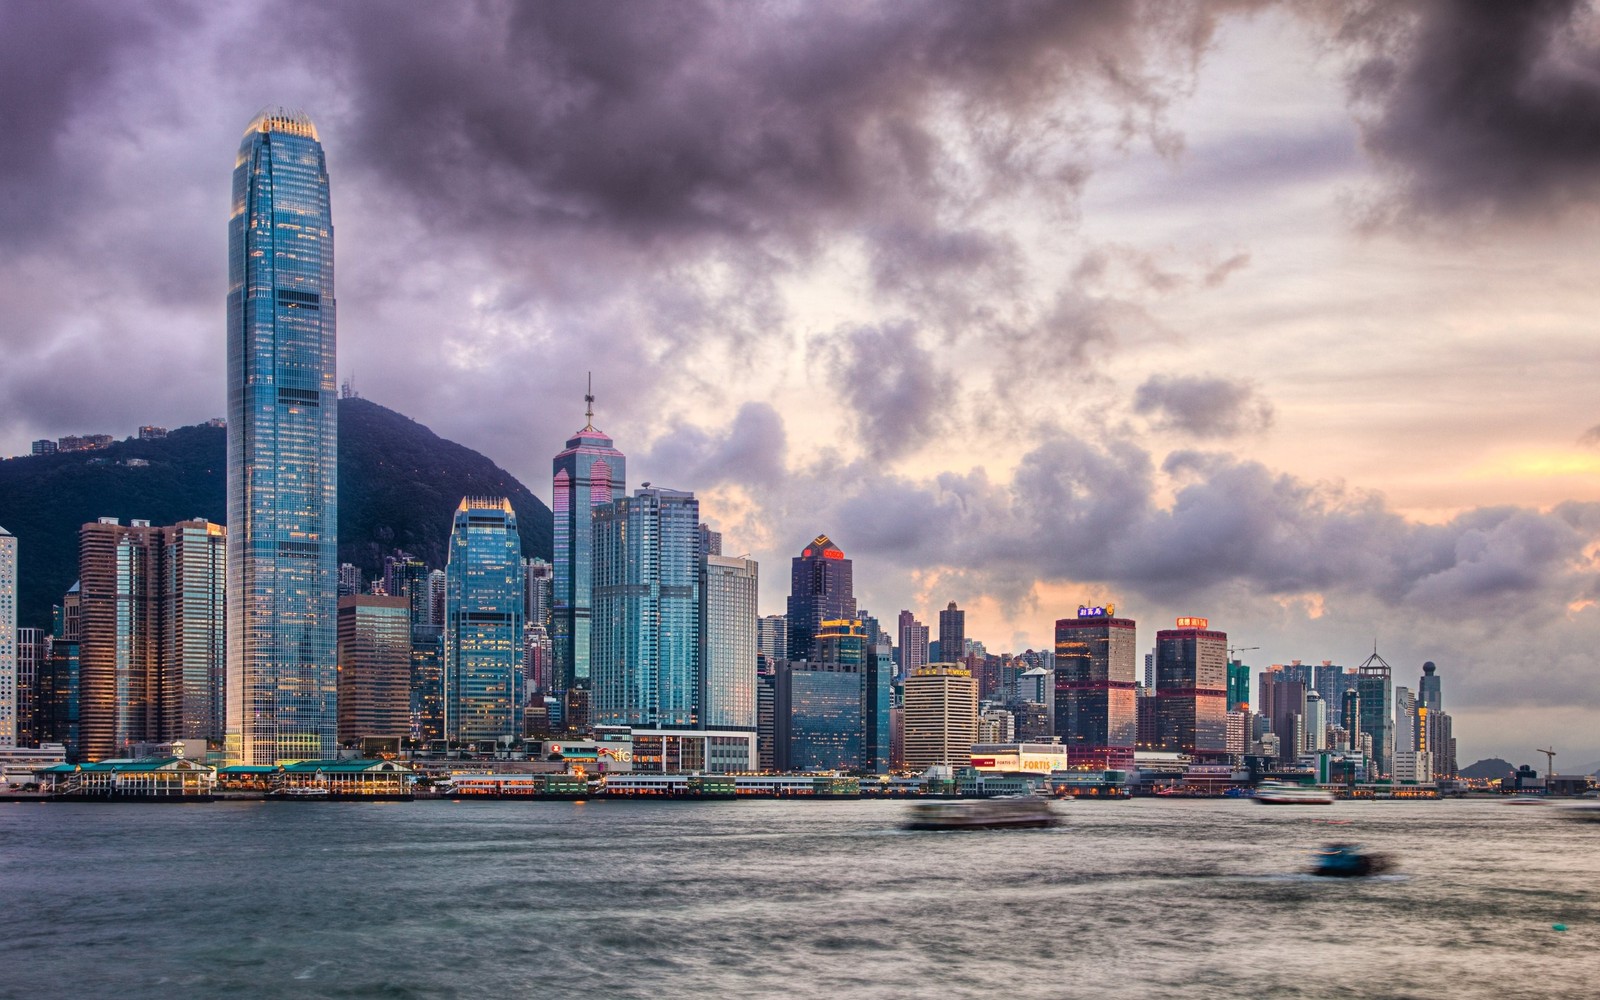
left=1536, top=746, right=1556, bottom=781
left=1228, top=645, right=1260, bottom=661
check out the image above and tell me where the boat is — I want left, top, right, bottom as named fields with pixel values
left=1556, top=804, right=1600, bottom=823
left=904, top=796, right=1062, bottom=831
left=270, top=786, right=331, bottom=799
left=1504, top=794, right=1551, bottom=806
left=1254, top=780, right=1335, bottom=805
left=1310, top=842, right=1393, bottom=878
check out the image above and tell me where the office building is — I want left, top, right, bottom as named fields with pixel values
left=523, top=557, right=553, bottom=630
left=772, top=659, right=863, bottom=771
left=1054, top=610, right=1138, bottom=769
left=864, top=638, right=894, bottom=774
left=1226, top=660, right=1250, bottom=712
left=1418, top=660, right=1443, bottom=713
left=78, top=518, right=227, bottom=760
left=1154, top=617, right=1228, bottom=758
left=1394, top=686, right=1417, bottom=756
left=0, top=525, right=14, bottom=747
left=698, top=523, right=723, bottom=559
left=226, top=110, right=339, bottom=766
left=895, top=610, right=928, bottom=682
left=427, top=569, right=446, bottom=629
left=16, top=627, right=48, bottom=747
left=411, top=626, right=444, bottom=743
left=757, top=615, right=788, bottom=664
left=592, top=487, right=699, bottom=728
left=444, top=498, right=525, bottom=743
left=1340, top=688, right=1361, bottom=753
left=337, top=596, right=412, bottom=745
left=902, top=663, right=979, bottom=772
left=1304, top=690, right=1327, bottom=751
left=786, top=535, right=855, bottom=662
left=1355, top=651, right=1394, bottom=775
left=551, top=386, right=627, bottom=694
left=523, top=624, right=554, bottom=695
left=701, top=554, right=758, bottom=729
left=1258, top=667, right=1306, bottom=763
left=938, top=602, right=966, bottom=668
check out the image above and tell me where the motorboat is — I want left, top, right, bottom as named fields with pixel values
left=1310, top=842, right=1393, bottom=878
left=1254, top=780, right=1335, bottom=805
left=1504, top=794, right=1551, bottom=806
left=904, top=796, right=1061, bottom=831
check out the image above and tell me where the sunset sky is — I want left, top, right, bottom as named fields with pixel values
left=3, top=2, right=1598, bottom=766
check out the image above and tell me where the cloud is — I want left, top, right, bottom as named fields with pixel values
left=1341, top=0, right=1600, bottom=224
left=814, top=322, right=959, bottom=461
left=637, top=401, right=788, bottom=491
left=1133, top=374, right=1275, bottom=437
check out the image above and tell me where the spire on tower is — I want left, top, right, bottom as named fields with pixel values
left=583, top=372, right=595, bottom=431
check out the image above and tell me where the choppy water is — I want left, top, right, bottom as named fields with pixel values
left=1, top=798, right=1595, bottom=999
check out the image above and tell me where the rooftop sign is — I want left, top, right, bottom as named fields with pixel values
left=1175, top=616, right=1210, bottom=629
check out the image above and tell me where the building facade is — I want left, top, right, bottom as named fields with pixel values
left=896, top=610, right=928, bottom=682
left=0, top=525, right=14, bottom=747
left=592, top=488, right=700, bottom=729
left=1054, top=612, right=1138, bottom=769
left=551, top=392, right=626, bottom=695
left=444, top=498, right=525, bottom=743
left=701, top=554, right=758, bottom=730
left=226, top=110, right=339, bottom=765
left=772, top=660, right=862, bottom=772
left=337, top=595, right=412, bottom=745
left=786, top=535, right=855, bottom=662
left=1153, top=618, right=1229, bottom=758
left=902, top=663, right=979, bottom=772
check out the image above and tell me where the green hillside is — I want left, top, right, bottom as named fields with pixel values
left=0, top=397, right=552, bottom=631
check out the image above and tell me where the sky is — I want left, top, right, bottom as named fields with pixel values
left=3, top=1, right=1599, bottom=768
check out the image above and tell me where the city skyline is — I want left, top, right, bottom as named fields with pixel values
left=2, top=3, right=1598, bottom=765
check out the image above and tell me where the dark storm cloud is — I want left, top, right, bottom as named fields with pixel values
left=1341, top=0, right=1600, bottom=222
left=1133, top=373, right=1274, bottom=437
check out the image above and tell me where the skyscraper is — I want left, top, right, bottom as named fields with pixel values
left=0, top=525, right=14, bottom=747
left=1355, top=651, right=1394, bottom=775
left=1226, top=660, right=1250, bottom=712
left=938, top=601, right=966, bottom=667
left=772, top=659, right=862, bottom=771
left=757, top=615, right=788, bottom=664
left=701, top=554, right=758, bottom=729
left=896, top=610, right=928, bottom=681
left=1054, top=610, right=1138, bottom=769
left=551, top=386, right=626, bottom=694
left=337, top=595, right=412, bottom=746
left=16, top=628, right=47, bottom=747
left=902, top=664, right=979, bottom=772
left=786, top=535, right=855, bottom=661
left=1154, top=617, right=1228, bottom=758
left=592, top=487, right=700, bottom=728
left=523, top=557, right=554, bottom=631
left=226, top=110, right=338, bottom=765
left=444, top=498, right=524, bottom=743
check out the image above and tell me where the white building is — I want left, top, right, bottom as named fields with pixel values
left=701, top=554, right=758, bottom=729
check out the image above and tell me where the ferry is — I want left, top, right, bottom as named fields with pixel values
left=1310, top=842, right=1393, bottom=877
left=903, top=796, right=1062, bottom=831
left=1254, top=780, right=1335, bottom=805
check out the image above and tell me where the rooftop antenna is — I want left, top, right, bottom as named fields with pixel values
left=583, top=372, right=595, bottom=431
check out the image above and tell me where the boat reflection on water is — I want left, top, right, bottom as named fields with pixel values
left=1310, top=842, right=1393, bottom=878
left=904, top=796, right=1062, bottom=831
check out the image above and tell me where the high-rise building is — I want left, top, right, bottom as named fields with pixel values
left=444, top=498, right=524, bottom=743
left=1394, top=685, right=1417, bottom=757
left=523, top=557, right=554, bottom=631
left=592, top=488, right=699, bottom=728
left=938, top=602, right=966, bottom=669
left=865, top=638, right=894, bottom=774
left=1226, top=660, right=1250, bottom=712
left=1418, top=661, right=1443, bottom=712
left=0, top=525, right=14, bottom=747
left=1304, top=690, right=1327, bottom=751
left=411, top=626, right=444, bottom=743
left=337, top=595, right=412, bottom=745
left=427, top=569, right=446, bottom=629
left=895, top=611, right=927, bottom=682
left=1154, top=617, right=1228, bottom=758
left=227, top=110, right=339, bottom=766
left=757, top=614, right=788, bottom=665
left=902, top=663, right=978, bottom=772
left=1258, top=667, right=1306, bottom=764
left=701, top=554, right=758, bottom=730
left=16, top=627, right=48, bottom=747
left=772, top=659, right=863, bottom=771
left=522, top=624, right=554, bottom=696
left=77, top=518, right=227, bottom=760
left=786, top=535, right=855, bottom=662
left=1355, top=651, right=1394, bottom=775
left=1340, top=688, right=1362, bottom=753
left=1054, top=610, right=1138, bottom=769
left=1418, top=661, right=1454, bottom=778
left=698, top=523, right=723, bottom=559
left=551, top=386, right=626, bottom=694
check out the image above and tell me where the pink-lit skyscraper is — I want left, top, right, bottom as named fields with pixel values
left=551, top=383, right=626, bottom=695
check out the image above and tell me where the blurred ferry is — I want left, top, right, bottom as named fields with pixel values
left=1254, top=780, right=1335, bottom=805
left=904, top=797, right=1062, bottom=831
left=1311, top=843, right=1393, bottom=877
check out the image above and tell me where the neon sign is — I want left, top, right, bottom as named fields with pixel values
left=1078, top=606, right=1106, bottom=618
left=1175, top=616, right=1209, bottom=629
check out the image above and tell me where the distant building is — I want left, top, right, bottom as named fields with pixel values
left=1226, top=660, right=1250, bottom=712
left=138, top=426, right=168, bottom=440
left=592, top=487, right=700, bottom=729
left=444, top=498, right=524, bottom=744
left=1154, top=618, right=1228, bottom=759
left=0, top=525, right=14, bottom=747
left=411, top=626, right=445, bottom=743
left=701, top=554, right=758, bottom=730
left=757, top=615, right=788, bottom=664
left=1304, top=690, right=1327, bottom=751
left=30, top=440, right=57, bottom=456
left=902, top=663, right=978, bottom=772
left=1055, top=611, right=1137, bottom=769
left=16, top=627, right=48, bottom=747
left=551, top=387, right=627, bottom=695
left=1258, top=667, right=1306, bottom=763
left=786, top=535, right=855, bottom=662
left=1355, top=651, right=1394, bottom=775
left=338, top=563, right=363, bottom=597
left=58, top=434, right=114, bottom=452
left=523, top=557, right=553, bottom=631
left=697, top=523, right=723, bottom=559
left=522, top=624, right=553, bottom=696
left=773, top=659, right=862, bottom=771
left=938, top=602, right=966, bottom=673
left=337, top=596, right=412, bottom=745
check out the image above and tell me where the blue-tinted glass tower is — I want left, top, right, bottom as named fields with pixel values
left=551, top=387, right=626, bottom=695
left=226, top=111, right=338, bottom=764
left=445, top=498, right=524, bottom=743
left=592, top=488, right=700, bottom=728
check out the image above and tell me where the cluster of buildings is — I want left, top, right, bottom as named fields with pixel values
left=19, top=423, right=206, bottom=458
left=0, top=110, right=1462, bottom=793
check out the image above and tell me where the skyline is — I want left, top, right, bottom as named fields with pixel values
left=2, top=2, right=1599, bottom=766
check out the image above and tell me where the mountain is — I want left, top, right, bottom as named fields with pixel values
left=0, top=397, right=552, bottom=631
left=1459, top=758, right=1517, bottom=780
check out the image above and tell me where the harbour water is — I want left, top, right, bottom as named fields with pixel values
left=2, top=798, right=1594, bottom=999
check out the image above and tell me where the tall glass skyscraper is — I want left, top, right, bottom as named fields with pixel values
left=592, top=488, right=700, bottom=728
left=551, top=390, right=626, bottom=695
left=701, top=554, right=758, bottom=729
left=786, top=535, right=855, bottom=661
left=444, top=498, right=525, bottom=743
left=1055, top=611, right=1138, bottom=769
left=226, top=111, right=338, bottom=765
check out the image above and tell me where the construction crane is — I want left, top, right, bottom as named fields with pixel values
left=1228, top=645, right=1260, bottom=661
left=1536, top=746, right=1557, bottom=780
